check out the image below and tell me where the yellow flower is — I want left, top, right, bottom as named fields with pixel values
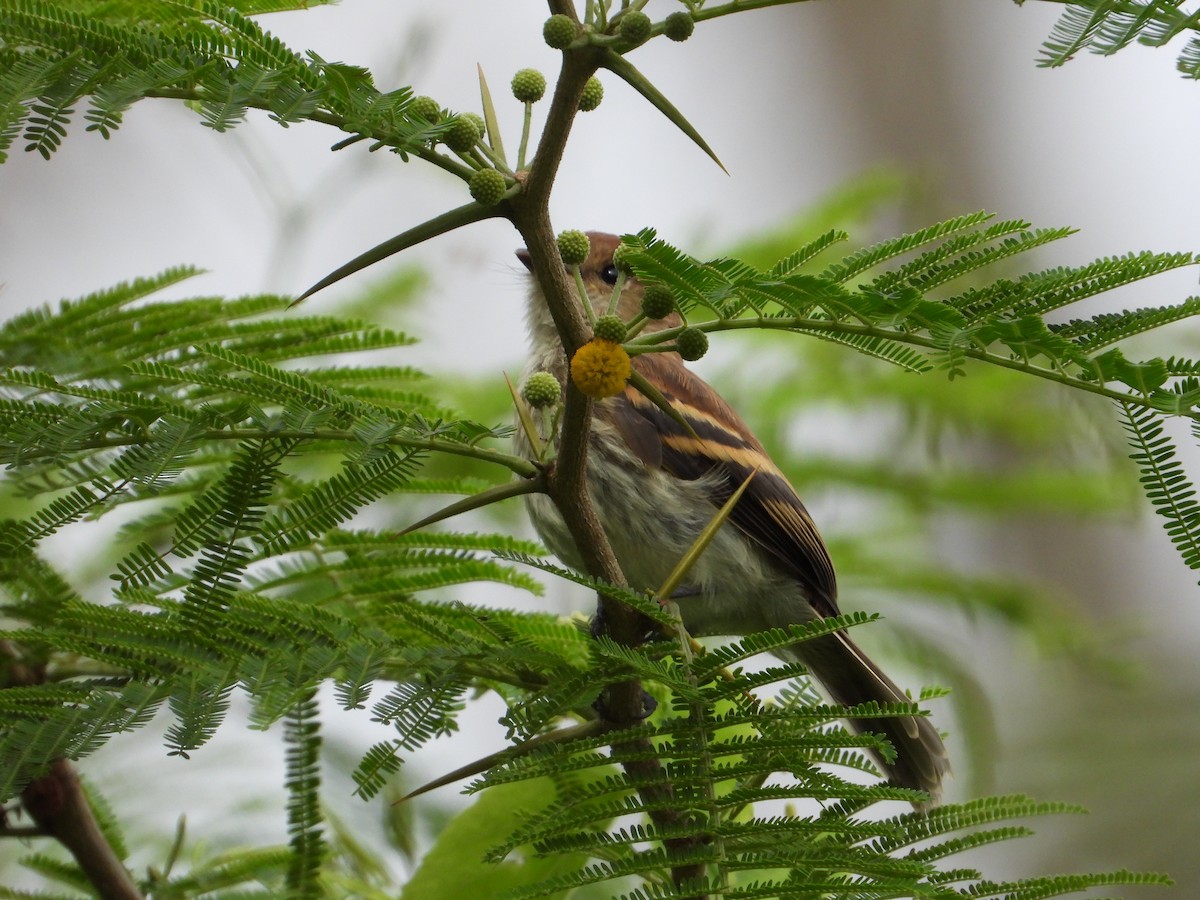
left=570, top=339, right=631, bottom=399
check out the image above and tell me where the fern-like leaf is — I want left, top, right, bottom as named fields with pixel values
left=819, top=211, right=994, bottom=284
left=1119, top=401, right=1200, bottom=572
left=283, top=692, right=326, bottom=898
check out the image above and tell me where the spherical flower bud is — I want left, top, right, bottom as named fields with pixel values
left=641, top=284, right=676, bottom=320
left=571, top=339, right=632, bottom=399
left=464, top=113, right=486, bottom=139
left=443, top=115, right=481, bottom=152
left=663, top=12, right=695, bottom=42
left=676, top=327, right=709, bottom=362
left=410, top=95, right=441, bottom=122
left=511, top=68, right=547, bottom=103
left=578, top=77, right=604, bottom=112
left=543, top=14, right=578, bottom=49
left=611, top=243, right=634, bottom=274
left=521, top=371, right=561, bottom=409
left=593, top=315, right=628, bottom=343
left=468, top=168, right=507, bottom=205
left=556, top=229, right=590, bottom=266
left=618, top=11, right=652, bottom=45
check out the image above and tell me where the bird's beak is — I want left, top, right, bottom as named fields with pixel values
left=515, top=248, right=533, bottom=272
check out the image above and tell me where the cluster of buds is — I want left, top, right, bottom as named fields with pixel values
left=409, top=8, right=698, bottom=213
left=408, top=60, right=560, bottom=211
left=543, top=9, right=694, bottom=51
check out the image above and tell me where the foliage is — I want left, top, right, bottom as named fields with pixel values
left=0, top=0, right=448, bottom=163
left=1, top=0, right=1196, bottom=898
left=1035, top=0, right=1200, bottom=77
left=0, top=270, right=550, bottom=892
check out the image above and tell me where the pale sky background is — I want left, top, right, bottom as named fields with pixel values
left=2, top=1, right=1199, bottom=895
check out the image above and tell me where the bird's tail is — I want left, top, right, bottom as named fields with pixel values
left=787, top=632, right=950, bottom=807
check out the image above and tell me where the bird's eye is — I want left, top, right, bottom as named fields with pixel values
left=599, top=264, right=619, bottom=285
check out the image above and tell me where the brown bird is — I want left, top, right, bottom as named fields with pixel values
left=515, top=232, right=949, bottom=804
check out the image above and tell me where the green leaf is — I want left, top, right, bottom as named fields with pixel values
left=399, top=779, right=593, bottom=900
left=477, top=63, right=506, bottom=162
left=1094, top=348, right=1169, bottom=393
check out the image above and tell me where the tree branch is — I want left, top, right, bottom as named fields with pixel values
left=506, top=38, right=709, bottom=896
left=22, top=762, right=143, bottom=900
left=509, top=45, right=646, bottom=711
left=1, top=642, right=143, bottom=900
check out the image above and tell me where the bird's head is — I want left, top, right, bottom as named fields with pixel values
left=517, top=232, right=682, bottom=352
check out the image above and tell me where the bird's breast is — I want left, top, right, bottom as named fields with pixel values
left=520, top=421, right=807, bottom=638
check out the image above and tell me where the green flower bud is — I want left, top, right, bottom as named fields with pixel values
left=676, top=327, right=708, bottom=362
left=611, top=243, right=634, bottom=275
left=463, top=113, right=486, bottom=139
left=557, top=230, right=590, bottom=266
left=578, top=77, right=604, bottom=112
left=641, top=284, right=676, bottom=320
left=468, top=168, right=507, bottom=205
left=543, top=14, right=578, bottom=49
left=409, top=95, right=441, bottom=122
left=521, top=371, right=561, bottom=409
left=511, top=68, right=547, bottom=103
left=618, top=10, right=652, bottom=46
left=593, top=315, right=628, bottom=343
left=663, top=12, right=695, bottom=42
left=443, top=115, right=481, bottom=152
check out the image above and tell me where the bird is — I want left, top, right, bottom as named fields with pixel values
left=514, top=231, right=949, bottom=804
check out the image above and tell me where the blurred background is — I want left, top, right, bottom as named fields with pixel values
left=2, top=1, right=1199, bottom=896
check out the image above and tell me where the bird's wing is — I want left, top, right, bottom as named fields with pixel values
left=605, top=352, right=839, bottom=616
